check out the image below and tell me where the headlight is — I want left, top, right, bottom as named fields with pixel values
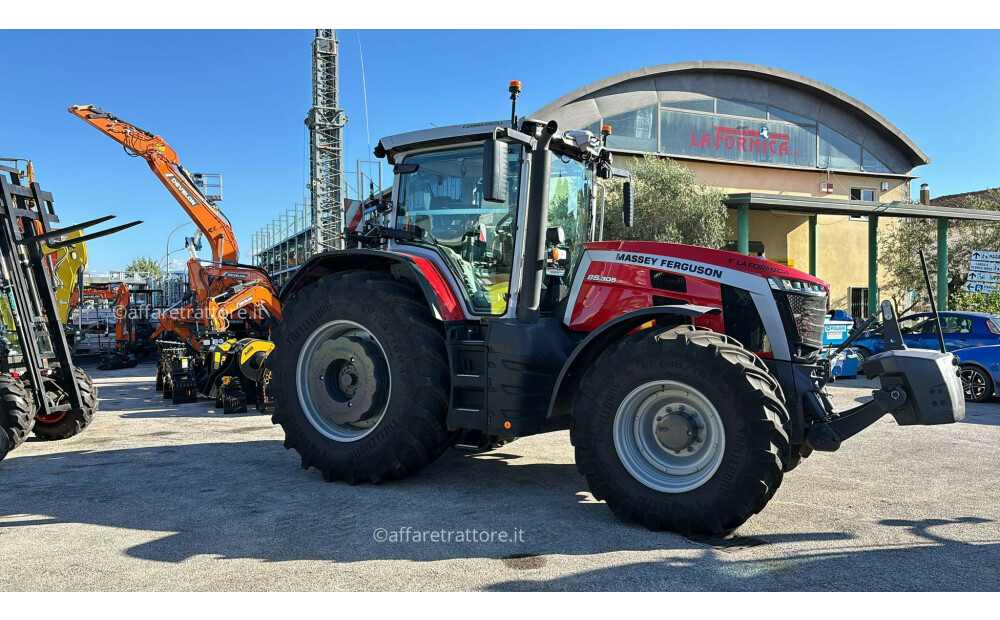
left=768, top=276, right=827, bottom=295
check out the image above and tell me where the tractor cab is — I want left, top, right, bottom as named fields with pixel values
left=372, top=113, right=629, bottom=326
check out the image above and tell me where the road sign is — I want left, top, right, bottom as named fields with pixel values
left=969, top=260, right=1000, bottom=273
left=972, top=250, right=1000, bottom=262
left=968, top=271, right=1000, bottom=283
left=964, top=281, right=999, bottom=294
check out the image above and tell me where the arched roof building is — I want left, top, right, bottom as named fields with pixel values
left=531, top=61, right=933, bottom=312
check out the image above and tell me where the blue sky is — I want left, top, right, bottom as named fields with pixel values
left=1, top=29, right=997, bottom=273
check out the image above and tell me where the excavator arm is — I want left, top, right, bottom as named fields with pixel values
left=68, top=105, right=238, bottom=264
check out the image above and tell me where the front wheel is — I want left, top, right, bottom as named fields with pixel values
left=0, top=374, right=36, bottom=451
left=961, top=365, right=994, bottom=403
left=571, top=326, right=790, bottom=534
left=33, top=367, right=99, bottom=441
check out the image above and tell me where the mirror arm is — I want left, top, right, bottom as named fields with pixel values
left=492, top=127, right=536, bottom=149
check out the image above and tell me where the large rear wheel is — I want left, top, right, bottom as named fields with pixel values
left=270, top=270, right=454, bottom=484
left=572, top=325, right=789, bottom=534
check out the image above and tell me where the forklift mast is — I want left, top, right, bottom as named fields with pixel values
left=0, top=163, right=140, bottom=418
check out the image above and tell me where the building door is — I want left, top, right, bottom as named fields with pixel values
left=849, top=287, right=869, bottom=324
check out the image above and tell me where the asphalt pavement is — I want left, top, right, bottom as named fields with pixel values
left=1, top=360, right=997, bottom=591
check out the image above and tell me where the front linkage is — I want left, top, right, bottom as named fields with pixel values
left=803, top=300, right=964, bottom=453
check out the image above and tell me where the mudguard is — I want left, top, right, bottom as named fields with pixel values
left=279, top=249, right=458, bottom=321
left=547, top=305, right=721, bottom=418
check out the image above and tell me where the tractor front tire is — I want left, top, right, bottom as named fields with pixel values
left=270, top=270, right=454, bottom=484
left=0, top=373, right=36, bottom=451
left=572, top=325, right=790, bottom=535
left=33, top=367, right=98, bottom=441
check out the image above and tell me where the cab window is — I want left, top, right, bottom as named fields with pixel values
left=547, top=154, right=592, bottom=286
left=395, top=145, right=522, bottom=315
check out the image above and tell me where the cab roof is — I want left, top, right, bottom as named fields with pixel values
left=375, top=120, right=509, bottom=163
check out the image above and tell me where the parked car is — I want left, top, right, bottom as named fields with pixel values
left=852, top=311, right=1000, bottom=361
left=954, top=345, right=1000, bottom=403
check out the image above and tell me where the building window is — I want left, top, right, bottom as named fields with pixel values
left=819, top=125, right=863, bottom=171
left=604, top=105, right=657, bottom=152
left=851, top=188, right=876, bottom=201
left=850, top=188, right=875, bottom=221
left=579, top=96, right=899, bottom=174
left=716, top=99, right=767, bottom=119
left=849, top=287, right=869, bottom=322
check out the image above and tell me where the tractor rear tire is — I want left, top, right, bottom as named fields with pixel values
left=270, top=270, right=454, bottom=484
left=0, top=373, right=36, bottom=451
left=571, top=325, right=790, bottom=535
left=33, top=367, right=98, bottom=441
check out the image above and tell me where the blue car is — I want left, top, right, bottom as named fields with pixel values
left=852, top=311, right=1000, bottom=361
left=954, top=345, right=1000, bottom=402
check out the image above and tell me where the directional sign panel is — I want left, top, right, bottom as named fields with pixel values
left=969, top=260, right=1000, bottom=273
left=964, top=281, right=999, bottom=294
left=972, top=250, right=1000, bottom=262
left=968, top=271, right=1000, bottom=283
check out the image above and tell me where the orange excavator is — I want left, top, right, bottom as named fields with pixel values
left=69, top=282, right=140, bottom=369
left=67, top=105, right=282, bottom=351
left=69, top=106, right=281, bottom=411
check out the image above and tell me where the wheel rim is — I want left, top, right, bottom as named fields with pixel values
left=35, top=411, right=67, bottom=424
left=961, top=367, right=989, bottom=401
left=613, top=380, right=726, bottom=494
left=295, top=320, right=391, bottom=442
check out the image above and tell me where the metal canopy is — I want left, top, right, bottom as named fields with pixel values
left=726, top=192, right=1000, bottom=222
left=725, top=193, right=1000, bottom=314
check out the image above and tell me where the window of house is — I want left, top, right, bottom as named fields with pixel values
left=850, top=188, right=876, bottom=221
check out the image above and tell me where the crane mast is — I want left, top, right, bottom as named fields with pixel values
left=307, top=29, right=347, bottom=254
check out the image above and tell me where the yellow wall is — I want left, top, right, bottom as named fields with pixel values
left=624, top=155, right=910, bottom=312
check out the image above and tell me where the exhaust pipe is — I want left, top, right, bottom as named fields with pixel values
left=516, top=120, right=558, bottom=323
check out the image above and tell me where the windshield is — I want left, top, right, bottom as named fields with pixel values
left=395, top=145, right=522, bottom=315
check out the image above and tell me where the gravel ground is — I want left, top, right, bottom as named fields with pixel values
left=0, top=360, right=997, bottom=591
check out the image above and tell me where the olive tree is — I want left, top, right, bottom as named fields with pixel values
left=599, top=155, right=729, bottom=248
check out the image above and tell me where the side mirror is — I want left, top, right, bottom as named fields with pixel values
left=622, top=180, right=635, bottom=228
left=483, top=139, right=508, bottom=203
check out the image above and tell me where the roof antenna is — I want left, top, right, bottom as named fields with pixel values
left=509, top=80, right=522, bottom=129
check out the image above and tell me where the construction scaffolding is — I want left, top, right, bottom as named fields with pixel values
left=251, top=161, right=384, bottom=286
left=251, top=203, right=312, bottom=286
left=307, top=28, right=346, bottom=255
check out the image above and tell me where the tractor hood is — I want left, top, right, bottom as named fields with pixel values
left=585, top=241, right=829, bottom=292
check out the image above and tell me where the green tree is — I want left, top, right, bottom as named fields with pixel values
left=601, top=155, right=728, bottom=248
left=123, top=255, right=163, bottom=277
left=880, top=189, right=1000, bottom=314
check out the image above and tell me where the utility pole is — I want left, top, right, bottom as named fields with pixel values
left=307, top=29, right=347, bottom=255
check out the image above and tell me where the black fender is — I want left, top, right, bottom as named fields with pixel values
left=547, top=305, right=722, bottom=419
left=278, top=249, right=447, bottom=321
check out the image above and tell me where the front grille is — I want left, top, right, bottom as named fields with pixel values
left=774, top=289, right=828, bottom=354
left=650, top=270, right=687, bottom=293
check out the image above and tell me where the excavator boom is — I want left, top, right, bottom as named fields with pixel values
left=68, top=105, right=238, bottom=264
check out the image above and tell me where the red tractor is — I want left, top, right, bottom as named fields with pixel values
left=269, top=95, right=964, bottom=534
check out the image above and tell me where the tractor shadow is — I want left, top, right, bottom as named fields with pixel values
left=3, top=437, right=996, bottom=590
left=0, top=440, right=841, bottom=567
